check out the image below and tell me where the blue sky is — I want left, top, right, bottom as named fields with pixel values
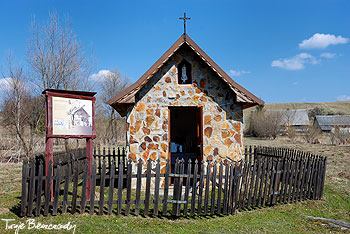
left=0, top=0, right=349, bottom=103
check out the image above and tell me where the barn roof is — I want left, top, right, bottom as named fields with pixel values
left=107, top=34, right=264, bottom=114
left=315, top=115, right=350, bottom=128
left=267, top=109, right=310, bottom=126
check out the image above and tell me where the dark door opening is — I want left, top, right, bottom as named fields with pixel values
left=169, top=106, right=203, bottom=173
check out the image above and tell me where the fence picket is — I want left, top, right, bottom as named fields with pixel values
left=53, top=164, right=61, bottom=215
left=262, top=157, right=272, bottom=206
left=154, top=159, right=161, bottom=216
left=257, top=157, right=266, bottom=206
left=279, top=157, right=288, bottom=203
left=125, top=160, right=132, bottom=216
left=298, top=159, right=306, bottom=201
left=292, top=158, right=300, bottom=202
left=253, top=156, right=262, bottom=207
left=271, top=159, right=281, bottom=205
left=27, top=161, right=36, bottom=217
left=35, top=162, right=43, bottom=216
left=144, top=159, right=152, bottom=216
left=190, top=160, right=198, bottom=216
left=162, top=159, right=170, bottom=216
left=217, top=161, right=223, bottom=214
left=135, top=158, right=142, bottom=216
left=107, top=159, right=115, bottom=215
left=183, top=159, right=192, bottom=216
left=210, top=161, right=217, bottom=215
left=228, top=162, right=234, bottom=214
left=71, top=159, right=79, bottom=214
left=89, top=162, right=97, bottom=215
left=98, top=159, right=106, bottom=215
left=62, top=164, right=70, bottom=214
left=223, top=161, right=229, bottom=214
left=117, top=159, right=124, bottom=215
left=287, top=159, right=296, bottom=203
left=242, top=159, right=252, bottom=208
left=20, top=161, right=29, bottom=217
left=247, top=158, right=256, bottom=208
left=197, top=161, right=205, bottom=216
left=283, top=158, right=292, bottom=203
left=233, top=161, right=240, bottom=214
left=172, top=159, right=180, bottom=216
left=177, top=160, right=185, bottom=216
left=267, top=159, right=276, bottom=205
left=204, top=161, right=211, bottom=215
left=44, top=161, right=53, bottom=216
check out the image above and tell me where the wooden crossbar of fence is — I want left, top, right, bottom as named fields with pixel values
left=19, top=146, right=327, bottom=217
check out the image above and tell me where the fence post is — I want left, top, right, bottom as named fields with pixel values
left=320, top=157, right=327, bottom=199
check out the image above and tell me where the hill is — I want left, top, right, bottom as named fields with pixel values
left=244, top=101, right=350, bottom=124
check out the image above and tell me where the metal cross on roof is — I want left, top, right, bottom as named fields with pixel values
left=179, top=12, right=191, bottom=36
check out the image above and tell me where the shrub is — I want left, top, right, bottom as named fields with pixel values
left=247, top=106, right=282, bottom=139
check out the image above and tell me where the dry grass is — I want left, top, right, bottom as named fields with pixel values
left=245, top=136, right=350, bottom=192
left=0, top=163, right=22, bottom=195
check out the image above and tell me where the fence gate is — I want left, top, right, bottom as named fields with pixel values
left=168, top=159, right=187, bottom=216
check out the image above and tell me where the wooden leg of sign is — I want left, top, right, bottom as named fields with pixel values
left=86, top=138, right=93, bottom=200
left=45, top=137, right=54, bottom=201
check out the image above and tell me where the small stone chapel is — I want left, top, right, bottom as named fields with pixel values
left=107, top=33, right=263, bottom=173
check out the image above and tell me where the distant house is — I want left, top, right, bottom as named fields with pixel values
left=314, top=115, right=350, bottom=134
left=72, top=107, right=91, bottom=127
left=267, top=109, right=310, bottom=134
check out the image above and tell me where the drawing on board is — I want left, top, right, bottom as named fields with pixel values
left=52, top=96, right=93, bottom=135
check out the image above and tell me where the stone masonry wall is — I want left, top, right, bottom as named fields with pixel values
left=126, top=45, right=244, bottom=179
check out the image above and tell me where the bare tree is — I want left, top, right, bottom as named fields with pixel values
left=247, top=106, right=283, bottom=139
left=26, top=12, right=95, bottom=152
left=27, top=12, right=94, bottom=91
left=0, top=55, right=44, bottom=161
left=308, top=107, right=325, bottom=121
left=99, top=69, right=129, bottom=143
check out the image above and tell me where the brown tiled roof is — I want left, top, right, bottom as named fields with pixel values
left=107, top=34, right=264, bottom=111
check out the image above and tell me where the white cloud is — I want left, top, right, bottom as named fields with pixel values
left=337, top=95, right=350, bottom=101
left=320, top=52, right=336, bottom=59
left=228, top=69, right=250, bottom=77
left=90, top=70, right=113, bottom=81
left=299, top=33, right=349, bottom=49
left=271, top=53, right=318, bottom=70
left=0, top=77, right=13, bottom=91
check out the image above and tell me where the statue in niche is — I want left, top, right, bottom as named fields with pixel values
left=181, top=65, right=188, bottom=83
left=178, top=59, right=192, bottom=84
